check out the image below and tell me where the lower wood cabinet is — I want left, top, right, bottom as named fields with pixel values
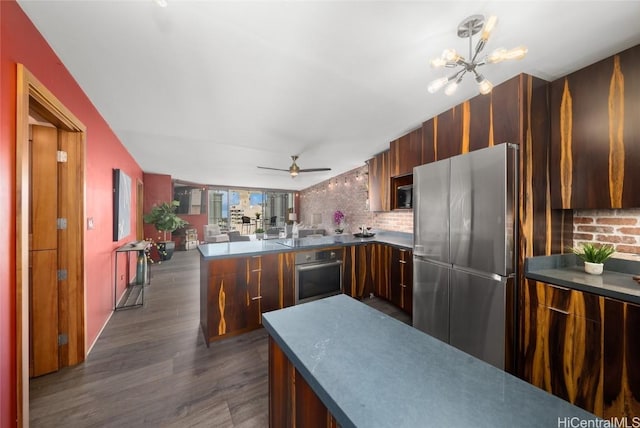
left=390, top=247, right=412, bottom=315
left=603, top=298, right=640, bottom=419
left=269, top=337, right=338, bottom=428
left=372, top=244, right=392, bottom=300
left=520, top=279, right=640, bottom=420
left=200, top=252, right=294, bottom=345
left=342, top=244, right=373, bottom=299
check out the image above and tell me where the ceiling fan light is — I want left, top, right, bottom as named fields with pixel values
left=428, top=77, right=449, bottom=94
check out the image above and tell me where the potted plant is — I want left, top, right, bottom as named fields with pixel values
left=570, top=242, right=615, bottom=275
left=143, top=201, right=187, bottom=261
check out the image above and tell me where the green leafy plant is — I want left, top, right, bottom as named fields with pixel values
left=570, top=243, right=615, bottom=264
left=143, top=201, right=187, bottom=241
left=255, top=228, right=264, bottom=234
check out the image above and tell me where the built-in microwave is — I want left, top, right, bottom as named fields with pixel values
left=397, top=184, right=413, bottom=209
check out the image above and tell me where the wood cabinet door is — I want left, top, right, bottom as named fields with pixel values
left=390, top=247, right=413, bottom=314
left=604, top=298, right=640, bottom=419
left=390, top=128, right=423, bottom=177
left=372, top=244, right=391, bottom=300
left=368, top=150, right=390, bottom=212
left=520, top=280, right=603, bottom=416
left=207, top=258, right=248, bottom=338
left=550, top=46, right=640, bottom=208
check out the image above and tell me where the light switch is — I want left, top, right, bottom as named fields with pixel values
left=87, top=217, right=95, bottom=230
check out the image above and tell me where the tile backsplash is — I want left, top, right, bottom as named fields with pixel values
left=299, top=165, right=413, bottom=234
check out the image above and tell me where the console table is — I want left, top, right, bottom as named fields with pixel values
left=114, top=241, right=150, bottom=310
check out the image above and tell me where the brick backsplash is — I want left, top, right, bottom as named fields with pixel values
left=299, top=165, right=414, bottom=234
left=574, top=209, right=640, bottom=257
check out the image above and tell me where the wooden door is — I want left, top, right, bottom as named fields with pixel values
left=29, top=125, right=59, bottom=377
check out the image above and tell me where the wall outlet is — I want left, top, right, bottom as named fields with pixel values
left=87, top=217, right=95, bottom=230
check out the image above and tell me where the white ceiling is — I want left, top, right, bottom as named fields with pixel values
left=17, top=0, right=640, bottom=191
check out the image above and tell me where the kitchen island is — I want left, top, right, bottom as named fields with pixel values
left=198, top=231, right=413, bottom=345
left=263, top=294, right=598, bottom=428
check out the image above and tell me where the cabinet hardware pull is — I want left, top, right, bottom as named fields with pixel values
left=399, top=260, right=407, bottom=264
left=548, top=306, right=570, bottom=315
left=400, top=284, right=407, bottom=288
left=251, top=269, right=261, bottom=273
left=251, top=296, right=263, bottom=301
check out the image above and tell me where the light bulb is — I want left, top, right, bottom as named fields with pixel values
left=477, top=76, right=493, bottom=95
left=428, top=77, right=449, bottom=94
left=504, top=46, right=528, bottom=60
left=444, top=81, right=459, bottom=96
left=486, top=48, right=507, bottom=64
left=481, top=15, right=498, bottom=40
left=430, top=57, right=447, bottom=68
left=442, top=49, right=458, bottom=62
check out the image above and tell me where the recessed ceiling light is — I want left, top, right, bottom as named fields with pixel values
left=154, top=0, right=168, bottom=8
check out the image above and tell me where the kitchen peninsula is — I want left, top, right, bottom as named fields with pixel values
left=263, top=294, right=597, bottom=427
left=198, top=232, right=412, bottom=345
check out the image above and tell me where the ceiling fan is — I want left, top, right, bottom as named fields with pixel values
left=257, top=155, right=331, bottom=178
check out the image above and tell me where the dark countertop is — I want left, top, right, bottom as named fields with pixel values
left=525, top=254, right=640, bottom=305
left=262, top=294, right=597, bottom=428
left=198, top=230, right=412, bottom=260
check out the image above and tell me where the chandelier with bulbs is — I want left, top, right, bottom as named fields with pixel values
left=428, top=14, right=527, bottom=96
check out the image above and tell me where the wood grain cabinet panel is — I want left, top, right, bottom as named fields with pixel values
left=200, top=253, right=294, bottom=345
left=342, top=244, right=373, bottom=299
left=519, top=280, right=603, bottom=416
left=269, top=337, right=338, bottom=428
left=389, top=127, right=423, bottom=177
left=550, top=45, right=640, bottom=208
left=367, top=150, right=390, bottom=212
left=372, top=244, right=391, bottom=300
left=603, top=298, right=640, bottom=419
left=389, top=247, right=412, bottom=315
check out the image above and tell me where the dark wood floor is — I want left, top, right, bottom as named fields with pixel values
left=30, top=249, right=410, bottom=427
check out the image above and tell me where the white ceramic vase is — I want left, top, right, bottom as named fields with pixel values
left=584, top=261, right=604, bottom=275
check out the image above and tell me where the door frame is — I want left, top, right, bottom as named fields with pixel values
left=16, top=64, right=87, bottom=426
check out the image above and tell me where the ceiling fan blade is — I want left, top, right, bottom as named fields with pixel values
left=299, top=168, right=332, bottom=173
left=257, top=166, right=290, bottom=172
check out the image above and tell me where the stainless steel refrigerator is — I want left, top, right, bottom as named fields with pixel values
left=413, top=143, right=517, bottom=371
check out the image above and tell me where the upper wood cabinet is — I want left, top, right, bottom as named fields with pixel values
left=550, top=44, right=640, bottom=209
left=420, top=75, right=537, bottom=163
left=368, top=150, right=390, bottom=212
left=389, top=127, right=423, bottom=177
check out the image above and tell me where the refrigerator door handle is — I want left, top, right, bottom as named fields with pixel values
left=451, top=264, right=514, bottom=283
left=414, top=256, right=452, bottom=269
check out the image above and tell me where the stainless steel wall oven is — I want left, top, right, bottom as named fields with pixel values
left=295, top=249, right=343, bottom=304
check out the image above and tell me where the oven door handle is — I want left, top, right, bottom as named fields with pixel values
left=296, top=260, right=343, bottom=272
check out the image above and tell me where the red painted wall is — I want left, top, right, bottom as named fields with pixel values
left=1, top=2, right=143, bottom=425
left=142, top=173, right=173, bottom=241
